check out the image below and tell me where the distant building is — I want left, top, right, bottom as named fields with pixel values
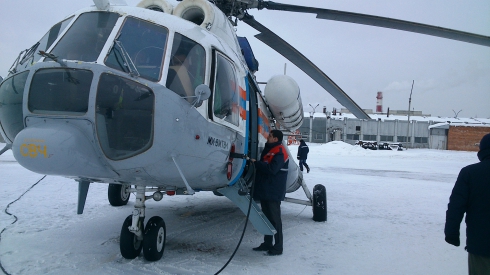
left=341, top=108, right=431, bottom=117
left=298, top=108, right=490, bottom=151
left=429, top=123, right=490, bottom=151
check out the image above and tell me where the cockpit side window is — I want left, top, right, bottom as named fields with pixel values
left=50, top=12, right=119, bottom=62
left=166, top=33, right=206, bottom=103
left=105, top=17, right=168, bottom=82
left=0, top=71, right=30, bottom=143
left=213, top=53, right=239, bottom=126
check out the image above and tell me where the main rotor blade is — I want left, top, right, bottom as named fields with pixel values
left=261, top=1, right=490, bottom=47
left=242, top=15, right=370, bottom=119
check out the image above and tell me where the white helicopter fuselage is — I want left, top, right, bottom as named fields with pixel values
left=0, top=0, right=334, bottom=262
left=1, top=2, right=302, bottom=194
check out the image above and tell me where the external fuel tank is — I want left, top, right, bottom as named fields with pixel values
left=264, top=75, right=304, bottom=131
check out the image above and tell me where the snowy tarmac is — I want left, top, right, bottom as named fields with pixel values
left=0, top=142, right=473, bottom=274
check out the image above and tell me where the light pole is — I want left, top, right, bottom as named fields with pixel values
left=309, top=103, right=319, bottom=143
left=323, top=106, right=329, bottom=143
left=407, top=80, right=414, bottom=147
left=452, top=109, right=462, bottom=118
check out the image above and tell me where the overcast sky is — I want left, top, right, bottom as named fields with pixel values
left=0, top=0, right=489, bottom=118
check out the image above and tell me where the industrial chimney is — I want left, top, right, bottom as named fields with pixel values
left=376, top=91, right=383, bottom=113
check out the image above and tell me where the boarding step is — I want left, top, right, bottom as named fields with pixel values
left=217, top=184, right=276, bottom=236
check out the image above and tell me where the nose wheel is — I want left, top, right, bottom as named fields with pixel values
left=120, top=215, right=144, bottom=259
left=143, top=216, right=166, bottom=261
left=119, top=185, right=167, bottom=261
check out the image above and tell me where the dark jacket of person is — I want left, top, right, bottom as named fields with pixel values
left=253, top=141, right=289, bottom=202
left=445, top=134, right=490, bottom=257
left=297, top=140, right=309, bottom=160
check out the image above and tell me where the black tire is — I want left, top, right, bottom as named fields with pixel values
left=108, top=184, right=130, bottom=206
left=120, top=215, right=144, bottom=259
left=143, top=216, right=166, bottom=261
left=212, top=190, right=224, bottom=196
left=312, top=184, right=327, bottom=222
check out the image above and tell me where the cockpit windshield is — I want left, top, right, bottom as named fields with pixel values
left=105, top=17, right=168, bottom=82
left=49, top=12, right=119, bottom=62
left=33, top=17, right=74, bottom=62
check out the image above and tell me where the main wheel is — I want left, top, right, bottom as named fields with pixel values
left=212, top=190, right=224, bottom=196
left=143, top=216, right=166, bottom=261
left=312, top=184, right=327, bottom=222
left=108, top=184, right=130, bottom=206
left=120, top=215, right=144, bottom=259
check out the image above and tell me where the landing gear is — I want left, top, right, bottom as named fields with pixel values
left=212, top=190, right=224, bottom=196
left=143, top=216, right=166, bottom=261
left=119, top=185, right=167, bottom=261
left=108, top=183, right=130, bottom=206
left=120, top=215, right=144, bottom=259
left=284, top=179, right=327, bottom=222
left=312, top=184, right=327, bottom=222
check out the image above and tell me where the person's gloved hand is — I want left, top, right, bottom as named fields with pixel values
left=445, top=236, right=460, bottom=247
left=297, top=156, right=300, bottom=160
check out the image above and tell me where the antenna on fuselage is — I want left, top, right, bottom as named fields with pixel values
left=93, top=0, right=127, bottom=10
left=94, top=0, right=110, bottom=9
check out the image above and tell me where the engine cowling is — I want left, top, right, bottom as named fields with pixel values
left=264, top=75, right=304, bottom=131
left=137, top=0, right=173, bottom=13
left=173, top=0, right=242, bottom=60
left=173, top=0, right=214, bottom=28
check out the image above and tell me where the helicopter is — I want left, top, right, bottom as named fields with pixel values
left=0, top=0, right=488, bottom=263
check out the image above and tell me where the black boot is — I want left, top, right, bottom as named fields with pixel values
left=253, top=243, right=272, bottom=251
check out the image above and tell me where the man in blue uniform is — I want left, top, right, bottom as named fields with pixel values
left=297, top=139, right=310, bottom=173
left=251, top=129, right=289, bottom=256
left=445, top=133, right=490, bottom=274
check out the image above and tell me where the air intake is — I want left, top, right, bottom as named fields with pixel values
left=173, top=0, right=215, bottom=29
left=137, top=0, right=173, bottom=13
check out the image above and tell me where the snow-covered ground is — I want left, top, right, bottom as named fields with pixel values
left=0, top=142, right=474, bottom=274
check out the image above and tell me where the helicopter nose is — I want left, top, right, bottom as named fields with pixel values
left=12, top=121, right=117, bottom=179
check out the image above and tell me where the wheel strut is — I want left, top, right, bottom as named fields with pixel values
left=129, top=185, right=146, bottom=240
left=120, top=185, right=146, bottom=259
